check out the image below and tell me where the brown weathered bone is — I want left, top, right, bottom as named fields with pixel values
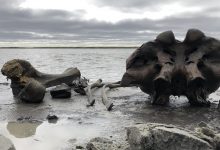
left=1, top=59, right=81, bottom=103
left=121, top=29, right=220, bottom=106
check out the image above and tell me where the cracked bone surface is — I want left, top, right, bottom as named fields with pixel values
left=1, top=59, right=81, bottom=103
left=121, top=29, right=220, bottom=106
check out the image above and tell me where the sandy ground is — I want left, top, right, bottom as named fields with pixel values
left=0, top=84, right=219, bottom=150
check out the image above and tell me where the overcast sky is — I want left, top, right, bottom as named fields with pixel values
left=0, top=0, right=220, bottom=47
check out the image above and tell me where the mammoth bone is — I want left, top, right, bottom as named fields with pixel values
left=0, top=59, right=118, bottom=110
left=119, top=29, right=220, bottom=106
left=1, top=59, right=81, bottom=103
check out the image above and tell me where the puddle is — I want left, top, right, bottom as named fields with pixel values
left=0, top=119, right=104, bottom=150
left=7, top=121, right=42, bottom=138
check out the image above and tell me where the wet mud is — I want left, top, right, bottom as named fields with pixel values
left=0, top=83, right=219, bottom=150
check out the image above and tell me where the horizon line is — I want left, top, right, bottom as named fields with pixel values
left=0, top=46, right=139, bottom=49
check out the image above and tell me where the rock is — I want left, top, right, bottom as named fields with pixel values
left=71, top=77, right=88, bottom=95
left=86, top=137, right=113, bottom=150
left=195, top=127, right=215, bottom=144
left=195, top=126, right=216, bottom=138
left=198, top=121, right=209, bottom=128
left=195, top=122, right=218, bottom=146
left=76, top=145, right=84, bottom=149
left=86, top=137, right=129, bottom=150
left=214, top=134, right=220, bottom=150
left=126, top=123, right=213, bottom=150
left=46, top=114, right=58, bottom=123
left=50, top=83, right=71, bottom=98
left=17, top=116, right=32, bottom=121
left=0, top=134, right=15, bottom=150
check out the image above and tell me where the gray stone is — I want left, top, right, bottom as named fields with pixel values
left=198, top=121, right=209, bottom=128
left=86, top=137, right=129, bottom=150
left=214, top=134, right=220, bottom=150
left=50, top=83, right=71, bottom=98
left=126, top=123, right=213, bottom=150
left=46, top=114, right=58, bottom=123
left=0, top=134, right=15, bottom=150
left=195, top=126, right=216, bottom=144
left=76, top=145, right=84, bottom=149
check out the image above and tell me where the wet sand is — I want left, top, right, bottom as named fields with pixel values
left=0, top=84, right=219, bottom=150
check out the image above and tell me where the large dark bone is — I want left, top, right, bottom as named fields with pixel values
left=1, top=59, right=81, bottom=103
left=121, top=29, right=220, bottom=106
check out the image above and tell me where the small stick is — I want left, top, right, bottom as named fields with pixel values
left=84, top=79, right=102, bottom=106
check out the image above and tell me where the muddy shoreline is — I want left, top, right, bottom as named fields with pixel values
left=0, top=84, right=219, bottom=149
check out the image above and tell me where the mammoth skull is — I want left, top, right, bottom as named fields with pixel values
left=121, top=29, right=220, bottom=106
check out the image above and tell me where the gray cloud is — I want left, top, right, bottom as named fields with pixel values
left=0, top=0, right=220, bottom=46
left=93, top=0, right=178, bottom=12
left=93, top=0, right=220, bottom=11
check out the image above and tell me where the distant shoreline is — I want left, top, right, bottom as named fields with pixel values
left=0, top=46, right=138, bottom=49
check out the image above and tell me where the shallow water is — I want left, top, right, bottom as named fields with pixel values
left=0, top=48, right=133, bottom=83
left=0, top=119, right=104, bottom=150
left=0, top=48, right=219, bottom=150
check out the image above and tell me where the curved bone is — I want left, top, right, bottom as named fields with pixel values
left=101, top=84, right=115, bottom=111
left=84, top=79, right=103, bottom=106
left=102, top=83, right=123, bottom=111
left=101, top=82, right=136, bottom=111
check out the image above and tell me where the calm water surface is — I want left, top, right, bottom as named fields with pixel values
left=0, top=48, right=133, bottom=83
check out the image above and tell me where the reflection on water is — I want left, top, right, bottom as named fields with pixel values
left=1, top=119, right=103, bottom=150
left=7, top=121, right=42, bottom=138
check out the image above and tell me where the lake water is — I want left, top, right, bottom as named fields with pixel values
left=0, top=48, right=134, bottom=83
